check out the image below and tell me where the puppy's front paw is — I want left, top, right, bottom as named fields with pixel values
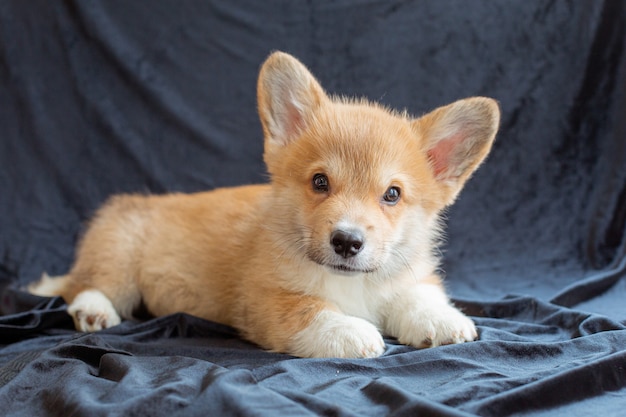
left=290, top=311, right=386, bottom=358
left=398, top=304, right=477, bottom=349
left=67, top=290, right=121, bottom=332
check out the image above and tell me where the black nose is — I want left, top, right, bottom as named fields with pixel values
left=330, top=230, right=364, bottom=258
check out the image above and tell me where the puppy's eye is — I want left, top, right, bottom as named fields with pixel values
left=382, top=186, right=401, bottom=205
left=312, top=173, right=329, bottom=192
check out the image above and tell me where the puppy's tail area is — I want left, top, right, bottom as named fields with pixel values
left=28, top=273, right=70, bottom=297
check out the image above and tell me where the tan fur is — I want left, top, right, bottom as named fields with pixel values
left=30, top=52, right=500, bottom=358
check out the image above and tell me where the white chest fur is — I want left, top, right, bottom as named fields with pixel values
left=318, top=273, right=384, bottom=326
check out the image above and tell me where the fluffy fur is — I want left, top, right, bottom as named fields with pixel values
left=29, top=52, right=500, bottom=358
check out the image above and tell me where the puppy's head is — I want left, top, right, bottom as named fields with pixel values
left=258, top=52, right=500, bottom=277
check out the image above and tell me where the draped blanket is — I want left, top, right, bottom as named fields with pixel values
left=1, top=2, right=625, bottom=415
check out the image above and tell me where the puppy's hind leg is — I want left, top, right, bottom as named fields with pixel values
left=67, top=289, right=122, bottom=332
left=29, top=273, right=124, bottom=332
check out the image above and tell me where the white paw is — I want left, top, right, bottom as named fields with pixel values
left=67, top=290, right=121, bottom=332
left=290, top=310, right=386, bottom=358
left=397, top=304, right=477, bottom=348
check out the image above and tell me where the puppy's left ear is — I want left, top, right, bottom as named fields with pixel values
left=257, top=52, right=327, bottom=151
left=413, top=97, right=500, bottom=204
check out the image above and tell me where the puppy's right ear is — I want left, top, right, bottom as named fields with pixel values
left=413, top=97, right=500, bottom=205
left=257, top=52, right=327, bottom=150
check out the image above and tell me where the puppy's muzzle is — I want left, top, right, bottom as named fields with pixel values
left=330, top=229, right=364, bottom=259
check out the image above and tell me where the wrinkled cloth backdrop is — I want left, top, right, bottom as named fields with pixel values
left=1, top=1, right=625, bottom=416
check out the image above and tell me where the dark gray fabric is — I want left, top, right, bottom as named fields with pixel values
left=1, top=1, right=625, bottom=415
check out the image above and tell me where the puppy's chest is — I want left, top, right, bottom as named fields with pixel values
left=318, top=278, right=389, bottom=326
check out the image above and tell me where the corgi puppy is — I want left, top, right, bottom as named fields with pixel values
left=30, top=52, right=500, bottom=358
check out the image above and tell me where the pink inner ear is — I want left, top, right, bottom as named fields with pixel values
left=283, top=101, right=304, bottom=140
left=427, top=132, right=465, bottom=179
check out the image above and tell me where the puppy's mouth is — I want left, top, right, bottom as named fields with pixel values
left=307, top=254, right=377, bottom=275
left=328, top=264, right=375, bottom=274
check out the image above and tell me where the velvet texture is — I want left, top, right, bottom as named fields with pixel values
left=1, top=1, right=625, bottom=416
